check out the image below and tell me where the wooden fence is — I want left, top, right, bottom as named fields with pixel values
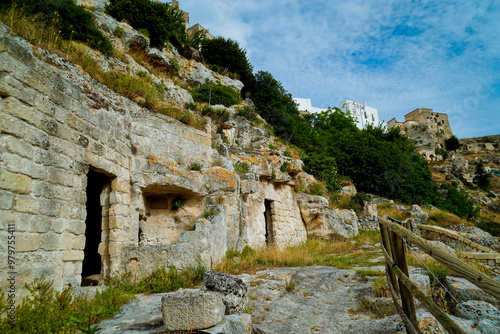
left=379, top=215, right=500, bottom=334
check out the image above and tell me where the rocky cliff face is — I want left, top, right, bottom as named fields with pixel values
left=429, top=135, right=500, bottom=215
left=0, top=9, right=358, bottom=297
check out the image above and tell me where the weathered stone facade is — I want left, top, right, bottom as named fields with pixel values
left=0, top=21, right=317, bottom=297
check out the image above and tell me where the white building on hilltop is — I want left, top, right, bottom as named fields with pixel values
left=340, top=100, right=379, bottom=129
left=293, top=98, right=328, bottom=115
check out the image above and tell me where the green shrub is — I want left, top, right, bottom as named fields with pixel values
left=306, top=183, right=324, bottom=196
left=280, top=162, right=291, bottom=173
left=107, top=265, right=206, bottom=295
left=445, top=136, right=460, bottom=151
left=201, top=105, right=230, bottom=123
left=435, top=147, right=448, bottom=159
left=172, top=196, right=185, bottom=209
left=372, top=277, right=390, bottom=297
left=340, top=193, right=370, bottom=214
left=106, top=0, right=186, bottom=48
left=188, top=162, right=202, bottom=171
left=201, top=206, right=219, bottom=219
left=170, top=57, right=181, bottom=74
left=192, top=82, right=241, bottom=107
left=185, top=101, right=197, bottom=111
left=284, top=150, right=292, bottom=158
left=268, top=144, right=278, bottom=150
left=426, top=262, right=449, bottom=285
left=236, top=106, right=258, bottom=122
left=113, top=26, right=125, bottom=38
left=0, top=277, right=133, bottom=333
left=137, top=28, right=149, bottom=37
left=4, top=0, right=113, bottom=56
left=234, top=162, right=250, bottom=174
left=200, top=36, right=255, bottom=94
left=476, top=218, right=500, bottom=237
left=473, top=162, right=491, bottom=190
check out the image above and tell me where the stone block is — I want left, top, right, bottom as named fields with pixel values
left=111, top=179, right=130, bottom=193
left=62, top=251, right=84, bottom=262
left=14, top=195, right=40, bottom=214
left=67, top=220, right=86, bottom=235
left=60, top=233, right=74, bottom=250
left=201, top=271, right=249, bottom=315
left=1, top=135, right=33, bottom=159
left=16, top=233, right=39, bottom=252
left=0, top=190, right=14, bottom=210
left=162, top=289, right=225, bottom=331
left=0, top=73, right=36, bottom=106
left=27, top=215, right=51, bottom=233
left=0, top=170, right=32, bottom=194
left=108, top=216, right=126, bottom=229
left=0, top=112, right=25, bottom=138
left=39, top=233, right=61, bottom=251
left=51, top=218, right=69, bottom=234
left=72, top=236, right=85, bottom=250
left=40, top=198, right=61, bottom=217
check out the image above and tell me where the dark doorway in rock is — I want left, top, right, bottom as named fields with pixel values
left=264, top=199, right=274, bottom=245
left=82, top=169, right=109, bottom=285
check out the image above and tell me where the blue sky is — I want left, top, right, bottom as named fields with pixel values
left=176, top=0, right=500, bottom=138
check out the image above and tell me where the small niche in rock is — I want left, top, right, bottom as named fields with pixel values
left=141, top=193, right=203, bottom=245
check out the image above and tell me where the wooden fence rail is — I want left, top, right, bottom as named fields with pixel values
left=379, top=216, right=500, bottom=300
left=378, top=215, right=500, bottom=334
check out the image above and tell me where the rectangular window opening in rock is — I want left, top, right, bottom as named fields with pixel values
left=82, top=169, right=112, bottom=286
left=141, top=193, right=203, bottom=245
left=264, top=199, right=274, bottom=245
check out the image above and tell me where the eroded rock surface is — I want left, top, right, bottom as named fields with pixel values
left=201, top=271, right=249, bottom=315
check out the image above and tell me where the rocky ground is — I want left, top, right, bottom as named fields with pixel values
left=96, top=251, right=500, bottom=334
left=96, top=265, right=403, bottom=334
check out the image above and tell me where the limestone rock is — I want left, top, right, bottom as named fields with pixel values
left=362, top=200, right=378, bottom=219
left=97, top=293, right=166, bottom=333
left=297, top=193, right=358, bottom=239
left=161, top=289, right=225, bottom=331
left=201, top=271, right=249, bottom=315
left=323, top=209, right=359, bottom=239
left=76, top=0, right=109, bottom=9
left=446, top=277, right=498, bottom=306
left=428, top=240, right=456, bottom=255
left=455, top=300, right=500, bottom=322
left=296, top=193, right=329, bottom=225
left=410, top=204, right=429, bottom=225
left=340, top=185, right=357, bottom=197
left=403, top=310, right=499, bottom=334
left=203, top=314, right=252, bottom=334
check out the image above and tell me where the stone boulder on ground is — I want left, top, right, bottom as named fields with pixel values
left=455, top=300, right=500, bottom=323
left=410, top=205, right=429, bottom=225
left=201, top=271, right=249, bottom=315
left=446, top=277, right=498, bottom=306
left=161, top=289, right=225, bottom=331
left=340, top=185, right=357, bottom=197
left=297, top=193, right=359, bottom=239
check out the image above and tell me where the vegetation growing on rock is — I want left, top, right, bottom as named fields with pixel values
left=2, top=0, right=113, bottom=56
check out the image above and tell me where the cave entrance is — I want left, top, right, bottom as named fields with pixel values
left=82, top=169, right=110, bottom=286
left=264, top=199, right=274, bottom=245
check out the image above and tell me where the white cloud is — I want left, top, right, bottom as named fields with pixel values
left=179, top=0, right=500, bottom=137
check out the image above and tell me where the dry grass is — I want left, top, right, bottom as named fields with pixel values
left=424, top=209, right=473, bottom=228
left=216, top=231, right=383, bottom=274
left=377, top=203, right=410, bottom=221
left=481, top=211, right=500, bottom=223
